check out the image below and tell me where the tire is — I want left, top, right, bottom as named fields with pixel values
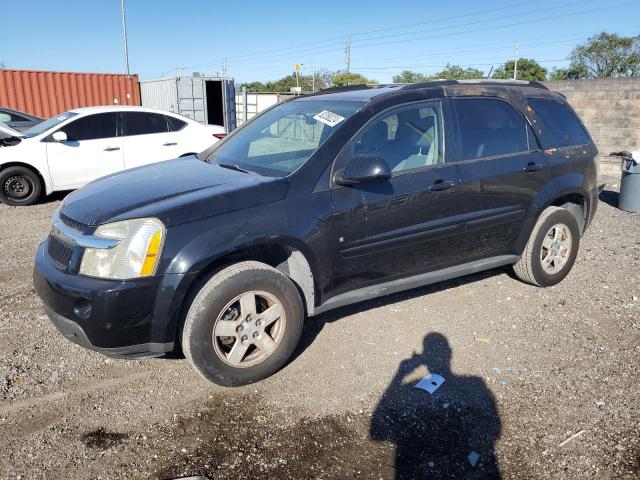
left=0, top=166, right=42, bottom=206
left=513, top=206, right=580, bottom=287
left=182, top=261, right=304, bottom=386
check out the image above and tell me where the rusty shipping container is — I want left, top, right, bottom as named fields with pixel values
left=0, top=69, right=141, bottom=119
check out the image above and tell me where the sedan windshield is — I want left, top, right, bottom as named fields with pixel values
left=22, top=111, right=77, bottom=138
left=204, top=99, right=363, bottom=176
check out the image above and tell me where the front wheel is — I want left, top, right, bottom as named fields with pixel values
left=513, top=206, right=580, bottom=287
left=182, top=261, right=304, bottom=386
left=0, top=166, right=42, bottom=206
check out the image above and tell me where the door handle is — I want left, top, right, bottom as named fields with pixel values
left=162, top=142, right=178, bottom=146
left=428, top=180, right=455, bottom=192
left=524, top=162, right=544, bottom=172
left=103, top=146, right=120, bottom=151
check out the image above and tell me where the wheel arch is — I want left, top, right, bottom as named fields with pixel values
left=515, top=174, right=592, bottom=254
left=172, top=237, right=319, bottom=347
left=0, top=161, right=51, bottom=196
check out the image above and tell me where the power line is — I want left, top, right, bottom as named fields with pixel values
left=348, top=1, right=636, bottom=50
left=350, top=0, right=598, bottom=45
left=229, top=1, right=632, bottom=71
left=186, top=0, right=573, bottom=69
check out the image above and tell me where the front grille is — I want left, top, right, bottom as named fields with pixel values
left=59, top=212, right=86, bottom=232
left=47, top=236, right=74, bottom=267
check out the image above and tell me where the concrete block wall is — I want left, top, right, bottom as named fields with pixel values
left=543, top=78, right=640, bottom=173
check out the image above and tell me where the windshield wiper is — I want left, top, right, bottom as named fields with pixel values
left=218, top=163, right=254, bottom=174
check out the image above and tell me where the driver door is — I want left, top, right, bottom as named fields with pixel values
left=45, top=112, right=124, bottom=189
left=331, top=100, right=468, bottom=295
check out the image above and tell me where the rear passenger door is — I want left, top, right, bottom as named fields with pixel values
left=451, top=97, right=549, bottom=260
left=120, top=112, right=183, bottom=169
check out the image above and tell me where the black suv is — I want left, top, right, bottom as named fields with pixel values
left=34, top=80, right=599, bottom=386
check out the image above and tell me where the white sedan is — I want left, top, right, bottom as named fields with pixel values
left=0, top=106, right=226, bottom=206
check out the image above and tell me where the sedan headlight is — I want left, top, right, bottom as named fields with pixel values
left=79, top=218, right=165, bottom=279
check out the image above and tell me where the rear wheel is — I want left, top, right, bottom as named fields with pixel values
left=182, top=261, right=304, bottom=386
left=513, top=206, right=580, bottom=287
left=0, top=166, right=42, bottom=206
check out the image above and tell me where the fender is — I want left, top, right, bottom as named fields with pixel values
left=0, top=140, right=54, bottom=195
left=514, top=172, right=592, bottom=254
left=161, top=199, right=321, bottom=300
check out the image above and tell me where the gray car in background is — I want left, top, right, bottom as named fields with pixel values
left=0, top=107, right=43, bottom=132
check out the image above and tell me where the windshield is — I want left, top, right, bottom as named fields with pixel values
left=22, top=111, right=78, bottom=138
left=205, top=99, right=363, bottom=176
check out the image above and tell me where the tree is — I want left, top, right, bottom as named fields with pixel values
left=331, top=71, right=376, bottom=86
left=492, top=58, right=547, bottom=81
left=240, top=81, right=269, bottom=92
left=431, top=64, right=485, bottom=80
left=565, top=32, right=640, bottom=78
left=548, top=64, right=589, bottom=81
left=392, top=70, right=429, bottom=83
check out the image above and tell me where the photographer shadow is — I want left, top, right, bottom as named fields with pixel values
left=370, top=332, right=502, bottom=479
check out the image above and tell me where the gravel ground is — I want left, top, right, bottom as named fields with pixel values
left=0, top=177, right=638, bottom=479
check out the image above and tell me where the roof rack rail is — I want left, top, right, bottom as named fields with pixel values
left=317, top=84, right=372, bottom=93
left=400, top=79, right=548, bottom=90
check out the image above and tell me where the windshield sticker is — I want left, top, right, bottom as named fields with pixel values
left=313, top=110, right=345, bottom=127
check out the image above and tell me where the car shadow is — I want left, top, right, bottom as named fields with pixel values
left=38, top=190, right=72, bottom=205
left=370, top=332, right=502, bottom=478
left=598, top=188, right=619, bottom=208
left=291, top=267, right=505, bottom=364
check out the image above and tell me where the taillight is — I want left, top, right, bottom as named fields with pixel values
left=213, top=133, right=226, bottom=140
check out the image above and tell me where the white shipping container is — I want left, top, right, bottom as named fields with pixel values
left=140, top=76, right=237, bottom=132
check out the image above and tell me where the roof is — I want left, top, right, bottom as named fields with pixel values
left=67, top=105, right=184, bottom=116
left=301, top=79, right=548, bottom=102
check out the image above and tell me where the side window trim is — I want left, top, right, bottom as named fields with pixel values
left=330, top=99, right=447, bottom=187
left=451, top=96, right=541, bottom=164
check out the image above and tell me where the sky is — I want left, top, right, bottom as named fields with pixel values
left=1, top=0, right=639, bottom=84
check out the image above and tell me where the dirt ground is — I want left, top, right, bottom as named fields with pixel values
left=0, top=177, right=638, bottom=480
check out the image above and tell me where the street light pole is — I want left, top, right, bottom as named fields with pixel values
left=120, top=0, right=130, bottom=75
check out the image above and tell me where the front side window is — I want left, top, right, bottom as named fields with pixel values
left=454, top=98, right=532, bottom=160
left=527, top=98, right=589, bottom=147
left=205, top=99, right=363, bottom=176
left=352, top=101, right=444, bottom=173
left=59, top=112, right=118, bottom=141
left=122, top=112, right=170, bottom=136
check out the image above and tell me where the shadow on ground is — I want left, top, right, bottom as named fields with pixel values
left=151, top=332, right=502, bottom=479
left=599, top=188, right=619, bottom=208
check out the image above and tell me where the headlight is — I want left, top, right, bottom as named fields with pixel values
left=79, top=218, right=165, bottom=279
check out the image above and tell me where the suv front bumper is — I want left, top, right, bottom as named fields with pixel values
left=33, top=242, right=195, bottom=358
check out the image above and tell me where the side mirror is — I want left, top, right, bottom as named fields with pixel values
left=52, top=131, right=68, bottom=143
left=335, top=154, right=391, bottom=186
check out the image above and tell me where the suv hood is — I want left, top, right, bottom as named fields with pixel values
left=61, top=157, right=290, bottom=227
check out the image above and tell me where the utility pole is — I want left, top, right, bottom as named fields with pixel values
left=513, top=41, right=519, bottom=80
left=120, top=0, right=130, bottom=75
left=312, top=63, right=316, bottom=93
left=223, top=59, right=228, bottom=79
left=345, top=36, right=351, bottom=74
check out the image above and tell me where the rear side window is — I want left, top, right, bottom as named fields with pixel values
left=527, top=98, right=589, bottom=147
left=166, top=115, right=187, bottom=131
left=60, top=113, right=118, bottom=141
left=454, top=98, right=532, bottom=160
left=122, top=112, right=169, bottom=136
